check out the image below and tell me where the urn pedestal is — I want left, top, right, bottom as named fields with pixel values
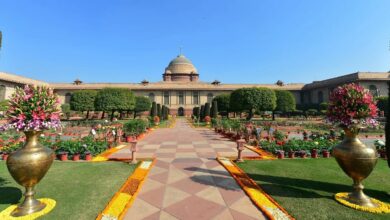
left=6, top=131, right=54, bottom=217
left=333, top=128, right=378, bottom=208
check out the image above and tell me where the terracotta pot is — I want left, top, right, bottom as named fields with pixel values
left=72, top=154, right=80, bottom=161
left=322, top=150, right=330, bottom=158
left=277, top=152, right=285, bottom=159
left=60, top=153, right=68, bottom=161
left=300, top=152, right=306, bottom=158
left=85, top=153, right=92, bottom=161
left=2, top=153, right=9, bottom=160
left=288, top=151, right=295, bottom=159
left=311, top=149, right=318, bottom=158
left=126, top=136, right=134, bottom=142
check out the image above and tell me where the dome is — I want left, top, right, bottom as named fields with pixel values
left=165, top=54, right=198, bottom=75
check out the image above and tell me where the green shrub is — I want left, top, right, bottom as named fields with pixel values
left=123, top=119, right=148, bottom=136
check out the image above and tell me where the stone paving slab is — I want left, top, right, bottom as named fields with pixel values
left=110, top=119, right=264, bottom=220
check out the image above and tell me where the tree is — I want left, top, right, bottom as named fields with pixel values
left=134, top=96, right=152, bottom=118
left=200, top=105, right=205, bottom=120
left=211, top=101, right=218, bottom=118
left=0, top=99, right=8, bottom=112
left=151, top=102, right=157, bottom=117
left=204, top=103, right=211, bottom=117
left=70, top=90, right=97, bottom=119
left=386, top=82, right=390, bottom=167
left=193, top=107, right=199, bottom=118
left=157, top=104, right=162, bottom=118
left=61, top=103, right=71, bottom=119
left=213, top=94, right=230, bottom=116
left=376, top=96, right=388, bottom=116
left=95, top=88, right=135, bottom=121
left=230, top=88, right=276, bottom=120
left=274, top=90, right=296, bottom=113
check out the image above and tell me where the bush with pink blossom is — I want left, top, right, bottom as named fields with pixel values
left=327, top=83, right=378, bottom=128
left=0, top=85, right=61, bottom=131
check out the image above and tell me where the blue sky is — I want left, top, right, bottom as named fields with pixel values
left=0, top=0, right=389, bottom=84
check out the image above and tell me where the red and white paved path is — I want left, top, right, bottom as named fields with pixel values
left=110, top=119, right=266, bottom=220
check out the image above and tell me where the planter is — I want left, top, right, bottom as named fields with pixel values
left=300, top=152, right=307, bottom=158
left=6, top=130, right=54, bottom=216
left=311, top=149, right=318, bottom=158
left=288, top=151, right=295, bottom=159
left=333, top=128, right=378, bottom=207
left=322, top=150, right=330, bottom=158
left=85, top=153, right=92, bottom=161
left=379, top=150, right=387, bottom=159
left=2, top=153, right=9, bottom=161
left=72, top=154, right=80, bottom=161
left=277, top=151, right=285, bottom=159
left=126, top=136, right=135, bottom=143
left=60, top=153, right=68, bottom=161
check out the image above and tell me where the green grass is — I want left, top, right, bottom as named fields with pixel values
left=0, top=161, right=136, bottom=219
left=238, top=159, right=390, bottom=220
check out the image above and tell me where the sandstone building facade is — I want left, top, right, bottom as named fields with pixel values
left=0, top=54, right=389, bottom=116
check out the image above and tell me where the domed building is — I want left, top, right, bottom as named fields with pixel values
left=163, top=54, right=199, bottom=82
left=1, top=53, right=389, bottom=117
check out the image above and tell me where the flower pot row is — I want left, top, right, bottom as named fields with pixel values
left=56, top=152, right=93, bottom=161
left=276, top=150, right=331, bottom=159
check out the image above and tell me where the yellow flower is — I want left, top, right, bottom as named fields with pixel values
left=335, top=192, right=390, bottom=213
left=0, top=198, right=56, bottom=220
left=104, top=193, right=132, bottom=218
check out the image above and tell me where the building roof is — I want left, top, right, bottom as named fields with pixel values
left=0, top=72, right=48, bottom=86
left=48, top=81, right=305, bottom=91
left=303, top=72, right=390, bottom=90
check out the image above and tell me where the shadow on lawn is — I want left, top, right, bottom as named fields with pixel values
left=0, top=177, right=22, bottom=204
left=246, top=173, right=389, bottom=201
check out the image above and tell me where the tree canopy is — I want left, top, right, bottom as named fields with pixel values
left=274, top=90, right=296, bottom=112
left=212, top=94, right=230, bottom=115
left=230, top=87, right=276, bottom=119
left=134, top=96, right=152, bottom=118
left=95, top=88, right=135, bottom=120
left=70, top=90, right=97, bottom=119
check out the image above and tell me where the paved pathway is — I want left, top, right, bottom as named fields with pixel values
left=110, top=119, right=265, bottom=220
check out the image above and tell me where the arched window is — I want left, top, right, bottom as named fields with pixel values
left=65, top=93, right=72, bottom=104
left=163, top=91, right=170, bottom=105
left=318, top=91, right=324, bottom=103
left=178, top=91, right=184, bottom=105
left=207, top=93, right=213, bottom=103
left=369, top=85, right=378, bottom=97
left=0, top=85, right=5, bottom=101
left=193, top=91, right=199, bottom=105
left=148, top=93, right=155, bottom=102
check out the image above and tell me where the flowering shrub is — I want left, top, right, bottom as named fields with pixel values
left=153, top=116, right=160, bottom=123
left=327, top=83, right=378, bottom=128
left=204, top=116, right=211, bottom=123
left=1, top=85, right=61, bottom=131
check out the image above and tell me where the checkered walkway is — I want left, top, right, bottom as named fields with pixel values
left=110, top=119, right=265, bottom=220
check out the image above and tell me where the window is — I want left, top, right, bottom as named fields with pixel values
left=318, top=91, right=324, bottom=103
left=207, top=93, right=213, bottom=103
left=193, top=91, right=199, bottom=105
left=164, top=91, right=170, bottom=105
left=148, top=93, right=155, bottom=102
left=65, top=93, right=72, bottom=104
left=178, top=91, right=184, bottom=105
left=0, top=85, right=5, bottom=101
left=369, top=85, right=378, bottom=97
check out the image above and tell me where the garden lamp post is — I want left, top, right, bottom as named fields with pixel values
left=129, top=140, right=138, bottom=164
left=236, top=139, right=246, bottom=162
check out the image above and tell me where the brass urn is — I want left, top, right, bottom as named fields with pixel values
left=6, top=130, right=54, bottom=217
left=332, top=127, right=378, bottom=207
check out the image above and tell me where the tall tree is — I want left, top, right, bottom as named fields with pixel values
left=70, top=90, right=97, bottom=119
left=204, top=103, right=211, bottom=117
left=213, top=94, right=230, bottom=116
left=230, top=87, right=276, bottom=120
left=386, top=81, right=390, bottom=167
left=157, top=104, right=162, bottom=118
left=274, top=90, right=296, bottom=120
left=211, top=101, right=218, bottom=118
left=95, top=88, right=135, bottom=121
left=134, top=96, right=152, bottom=119
left=151, top=102, right=157, bottom=117
left=200, top=105, right=205, bottom=120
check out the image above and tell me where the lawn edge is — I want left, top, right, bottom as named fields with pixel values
left=95, top=159, right=156, bottom=220
left=217, top=156, right=295, bottom=220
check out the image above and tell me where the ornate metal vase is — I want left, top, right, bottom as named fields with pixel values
left=332, top=128, right=378, bottom=207
left=6, top=130, right=54, bottom=217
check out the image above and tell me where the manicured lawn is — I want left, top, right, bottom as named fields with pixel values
left=0, top=161, right=136, bottom=219
left=238, top=159, right=390, bottom=220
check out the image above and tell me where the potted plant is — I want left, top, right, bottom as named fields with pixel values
left=327, top=83, right=379, bottom=207
left=277, top=150, right=285, bottom=159
left=322, top=149, right=330, bottom=158
left=288, top=150, right=295, bottom=159
left=204, top=116, right=211, bottom=125
left=59, top=151, right=68, bottom=161
left=153, top=116, right=160, bottom=126
left=311, top=149, right=318, bottom=158
left=374, top=140, right=386, bottom=159
left=299, top=150, right=307, bottom=158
